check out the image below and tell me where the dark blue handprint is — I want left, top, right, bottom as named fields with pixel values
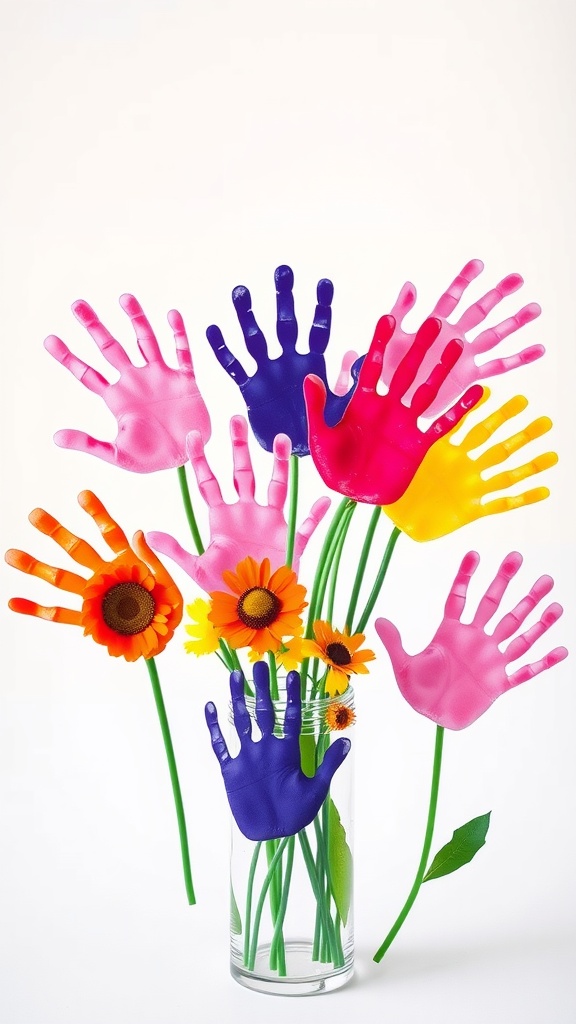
left=205, top=265, right=363, bottom=455
left=205, top=662, right=351, bottom=841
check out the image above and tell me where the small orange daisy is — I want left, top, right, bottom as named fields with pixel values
left=300, top=620, right=375, bottom=697
left=6, top=491, right=182, bottom=662
left=325, top=703, right=356, bottom=731
left=208, top=556, right=307, bottom=655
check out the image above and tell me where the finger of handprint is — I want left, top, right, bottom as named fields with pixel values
left=456, top=273, right=524, bottom=333
left=205, top=702, right=230, bottom=764
left=410, top=338, right=463, bottom=417
left=274, top=264, right=298, bottom=352
left=167, top=309, right=194, bottom=373
left=471, top=551, right=523, bottom=629
left=443, top=550, right=481, bottom=620
left=230, top=416, right=256, bottom=500
left=53, top=430, right=119, bottom=468
left=461, top=395, right=528, bottom=455
left=492, top=575, right=555, bottom=643
left=145, top=531, right=197, bottom=578
left=357, top=315, right=396, bottom=393
left=477, top=345, right=545, bottom=379
left=283, top=670, right=302, bottom=745
left=230, top=669, right=252, bottom=741
left=506, top=645, right=568, bottom=688
left=44, top=335, right=109, bottom=395
left=303, top=374, right=329, bottom=437
left=333, top=350, right=359, bottom=396
left=253, top=660, right=275, bottom=737
left=309, top=277, right=334, bottom=354
left=481, top=452, right=558, bottom=494
left=294, top=497, right=331, bottom=561
left=186, top=430, right=224, bottom=507
left=205, top=325, right=249, bottom=387
left=315, top=738, right=351, bottom=789
left=426, top=384, right=484, bottom=443
left=27, top=507, right=103, bottom=570
left=478, top=413, right=554, bottom=473
left=481, top=486, right=550, bottom=518
left=429, top=259, right=484, bottom=319
left=470, top=303, right=542, bottom=356
left=77, top=490, right=131, bottom=555
left=268, top=433, right=290, bottom=510
left=232, top=285, right=268, bottom=364
left=7, top=597, right=82, bottom=625
left=388, top=317, right=442, bottom=399
left=5, top=549, right=86, bottom=595
left=389, top=281, right=417, bottom=325
left=72, top=300, right=132, bottom=371
left=133, top=531, right=185, bottom=595
left=503, top=602, right=563, bottom=663
left=120, top=294, right=163, bottom=364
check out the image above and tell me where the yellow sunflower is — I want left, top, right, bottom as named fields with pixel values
left=184, top=598, right=220, bottom=657
left=6, top=491, right=182, bottom=663
left=300, top=620, right=375, bottom=697
left=209, top=556, right=307, bottom=655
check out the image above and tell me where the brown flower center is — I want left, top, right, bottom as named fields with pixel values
left=237, top=587, right=281, bottom=629
left=335, top=706, right=352, bottom=728
left=101, top=582, right=156, bottom=635
left=326, top=641, right=352, bottom=666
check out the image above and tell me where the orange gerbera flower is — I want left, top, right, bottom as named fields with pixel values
left=6, top=491, right=182, bottom=662
left=300, top=620, right=375, bottom=697
left=209, top=556, right=307, bottom=655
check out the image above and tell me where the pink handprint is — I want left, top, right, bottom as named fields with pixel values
left=44, top=295, right=211, bottom=473
left=376, top=551, right=568, bottom=730
left=148, top=416, right=330, bottom=592
left=304, top=315, right=483, bottom=505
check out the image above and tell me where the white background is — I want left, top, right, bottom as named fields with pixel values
left=1, top=1, right=575, bottom=1022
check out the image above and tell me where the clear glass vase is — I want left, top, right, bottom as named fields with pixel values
left=229, top=684, right=355, bottom=996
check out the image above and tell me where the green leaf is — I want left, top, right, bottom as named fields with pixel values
left=327, top=797, right=353, bottom=925
left=230, top=883, right=242, bottom=935
left=423, top=812, right=491, bottom=882
left=300, top=733, right=316, bottom=778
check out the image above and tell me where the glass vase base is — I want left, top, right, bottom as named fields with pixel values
left=231, top=941, right=354, bottom=996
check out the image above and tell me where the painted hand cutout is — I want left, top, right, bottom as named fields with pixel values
left=205, top=662, right=351, bottom=840
left=205, top=265, right=362, bottom=456
left=376, top=551, right=567, bottom=730
left=148, top=416, right=330, bottom=592
left=384, top=389, right=558, bottom=540
left=44, top=295, right=211, bottom=472
left=304, top=315, right=483, bottom=505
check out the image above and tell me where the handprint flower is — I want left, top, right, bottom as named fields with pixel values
left=184, top=599, right=220, bottom=657
left=205, top=264, right=361, bottom=456
left=6, top=490, right=183, bottom=661
left=304, top=315, right=483, bottom=505
left=344, top=260, right=543, bottom=416
left=383, top=390, right=557, bottom=541
left=208, top=556, right=307, bottom=656
left=300, top=621, right=375, bottom=697
left=148, top=416, right=330, bottom=592
left=44, top=294, right=211, bottom=472
left=376, top=550, right=567, bottom=730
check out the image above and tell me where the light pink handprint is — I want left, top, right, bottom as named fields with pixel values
left=148, top=416, right=330, bottom=592
left=44, top=295, right=211, bottom=472
left=376, top=551, right=567, bottom=730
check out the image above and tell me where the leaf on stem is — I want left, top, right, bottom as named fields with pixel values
left=423, top=812, right=491, bottom=882
left=328, top=797, right=353, bottom=924
left=230, top=883, right=242, bottom=934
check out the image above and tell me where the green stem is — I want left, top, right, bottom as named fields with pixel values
left=355, top=526, right=401, bottom=634
left=373, top=725, right=445, bottom=962
left=326, top=503, right=357, bottom=623
left=345, top=506, right=381, bottom=632
left=298, top=830, right=339, bottom=964
left=285, top=454, right=299, bottom=569
left=243, top=841, right=262, bottom=965
left=248, top=837, right=291, bottom=970
left=270, top=836, right=295, bottom=976
left=176, top=466, right=204, bottom=555
left=145, top=657, right=195, bottom=905
left=268, top=652, right=279, bottom=702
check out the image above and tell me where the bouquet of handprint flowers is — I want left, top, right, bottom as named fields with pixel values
left=5, top=261, right=567, bottom=995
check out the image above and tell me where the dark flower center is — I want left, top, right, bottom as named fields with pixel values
left=102, top=582, right=156, bottom=635
left=237, top=587, right=281, bottom=629
left=335, top=706, right=352, bottom=728
left=326, top=641, right=352, bottom=666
